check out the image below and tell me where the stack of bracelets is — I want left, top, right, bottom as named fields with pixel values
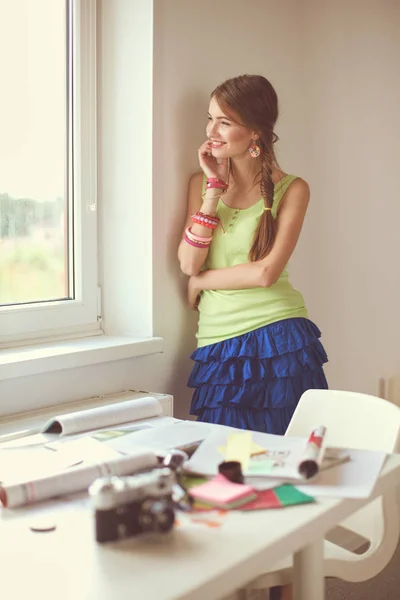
left=184, top=177, right=228, bottom=249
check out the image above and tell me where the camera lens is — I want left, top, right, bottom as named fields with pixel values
left=138, top=500, right=175, bottom=533
left=153, top=503, right=175, bottom=533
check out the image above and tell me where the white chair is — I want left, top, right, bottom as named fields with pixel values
left=242, top=389, right=400, bottom=596
left=379, top=375, right=400, bottom=407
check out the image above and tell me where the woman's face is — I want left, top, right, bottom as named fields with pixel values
left=206, top=96, right=255, bottom=159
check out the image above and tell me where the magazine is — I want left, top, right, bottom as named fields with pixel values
left=185, top=426, right=344, bottom=481
left=0, top=396, right=164, bottom=448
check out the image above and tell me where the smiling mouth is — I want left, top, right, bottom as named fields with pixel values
left=210, top=141, right=226, bottom=148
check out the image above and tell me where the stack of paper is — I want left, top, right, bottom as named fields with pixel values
left=185, top=428, right=387, bottom=499
left=185, top=474, right=315, bottom=512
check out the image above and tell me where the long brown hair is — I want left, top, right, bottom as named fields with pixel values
left=211, top=75, right=279, bottom=261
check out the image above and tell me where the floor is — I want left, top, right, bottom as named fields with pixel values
left=326, top=540, right=400, bottom=599
left=228, top=541, right=400, bottom=599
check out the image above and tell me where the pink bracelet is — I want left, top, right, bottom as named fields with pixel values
left=185, top=230, right=211, bottom=246
left=185, top=227, right=212, bottom=243
left=185, top=231, right=211, bottom=248
left=184, top=235, right=210, bottom=249
left=206, top=177, right=228, bottom=191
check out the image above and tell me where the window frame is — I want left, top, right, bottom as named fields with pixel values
left=0, top=0, right=100, bottom=348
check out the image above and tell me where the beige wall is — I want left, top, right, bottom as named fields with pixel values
left=299, top=0, right=400, bottom=393
left=1, top=0, right=398, bottom=418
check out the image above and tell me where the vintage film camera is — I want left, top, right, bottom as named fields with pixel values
left=90, top=452, right=187, bottom=543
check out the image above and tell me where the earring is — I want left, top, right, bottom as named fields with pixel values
left=249, top=140, right=261, bottom=158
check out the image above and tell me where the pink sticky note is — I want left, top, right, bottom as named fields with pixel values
left=189, top=474, right=255, bottom=504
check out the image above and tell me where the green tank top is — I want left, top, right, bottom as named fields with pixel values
left=196, top=174, right=308, bottom=347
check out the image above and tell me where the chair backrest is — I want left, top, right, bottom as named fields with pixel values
left=380, top=375, right=400, bottom=408
left=281, top=389, right=400, bottom=581
left=286, top=389, right=400, bottom=453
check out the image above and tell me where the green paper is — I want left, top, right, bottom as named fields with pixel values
left=247, top=459, right=275, bottom=475
left=275, top=484, right=315, bottom=506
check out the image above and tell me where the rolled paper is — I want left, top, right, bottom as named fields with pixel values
left=298, top=426, right=327, bottom=479
left=0, top=450, right=158, bottom=508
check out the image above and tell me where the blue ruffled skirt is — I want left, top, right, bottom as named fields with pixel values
left=188, top=317, right=328, bottom=435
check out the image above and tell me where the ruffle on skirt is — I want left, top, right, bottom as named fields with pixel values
left=188, top=317, right=328, bottom=434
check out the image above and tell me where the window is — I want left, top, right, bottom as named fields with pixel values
left=0, top=0, right=99, bottom=347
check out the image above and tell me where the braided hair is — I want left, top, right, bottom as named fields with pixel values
left=211, top=75, right=279, bottom=261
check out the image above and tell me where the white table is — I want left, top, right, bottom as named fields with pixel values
left=1, top=454, right=400, bottom=600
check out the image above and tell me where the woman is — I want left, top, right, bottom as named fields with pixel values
left=178, top=74, right=328, bottom=436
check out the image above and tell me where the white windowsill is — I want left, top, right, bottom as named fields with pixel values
left=0, top=335, right=164, bottom=381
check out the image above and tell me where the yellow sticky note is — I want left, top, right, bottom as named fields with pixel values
left=218, top=439, right=265, bottom=458
left=250, top=441, right=266, bottom=456
left=218, top=431, right=253, bottom=469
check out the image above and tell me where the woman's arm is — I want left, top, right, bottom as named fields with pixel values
left=188, top=179, right=310, bottom=307
left=178, top=141, right=230, bottom=276
left=177, top=172, right=222, bottom=276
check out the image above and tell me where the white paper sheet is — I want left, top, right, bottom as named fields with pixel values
left=0, top=438, right=121, bottom=485
left=295, top=448, right=387, bottom=498
left=105, top=420, right=213, bottom=454
left=0, top=447, right=70, bottom=484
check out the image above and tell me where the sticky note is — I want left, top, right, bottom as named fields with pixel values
left=189, top=473, right=256, bottom=508
left=217, top=432, right=266, bottom=467
left=218, top=431, right=253, bottom=469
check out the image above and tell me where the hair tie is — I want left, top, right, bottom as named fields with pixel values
left=264, top=207, right=271, bottom=211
